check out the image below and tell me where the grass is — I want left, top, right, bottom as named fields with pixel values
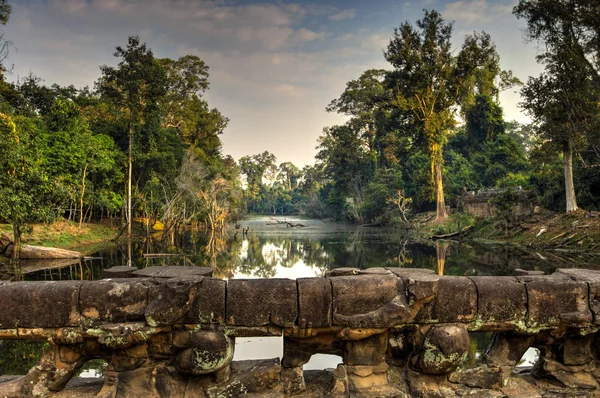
left=0, top=220, right=120, bottom=253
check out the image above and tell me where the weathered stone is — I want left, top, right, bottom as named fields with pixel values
left=357, top=268, right=392, bottom=275
left=347, top=363, right=389, bottom=390
left=132, top=265, right=212, bottom=278
left=145, top=276, right=203, bottom=326
left=0, top=281, right=82, bottom=328
left=58, top=345, right=83, bottom=364
left=405, top=274, right=440, bottom=303
left=282, top=366, right=305, bottom=395
left=332, top=275, right=409, bottom=328
left=413, top=277, right=477, bottom=323
left=386, top=268, right=436, bottom=278
left=556, top=268, right=600, bottom=325
left=113, top=363, right=188, bottom=398
left=102, top=266, right=137, bottom=279
left=448, top=365, right=508, bottom=389
left=500, top=377, right=541, bottom=398
left=226, top=279, right=297, bottom=327
left=412, top=325, right=469, bottom=375
left=298, top=277, right=332, bottom=328
left=406, top=368, right=456, bottom=398
left=183, top=277, right=226, bottom=324
left=524, top=278, right=591, bottom=327
left=174, top=331, right=234, bottom=375
left=560, top=334, right=594, bottom=365
left=455, top=388, right=504, bottom=397
left=325, top=267, right=360, bottom=277
left=514, top=269, right=545, bottom=276
left=148, top=332, right=173, bottom=359
left=469, top=276, right=527, bottom=326
left=79, top=279, right=152, bottom=324
left=387, top=327, right=421, bottom=366
left=484, top=332, right=534, bottom=367
left=540, top=357, right=599, bottom=389
left=10, top=343, right=88, bottom=396
left=206, top=358, right=282, bottom=397
left=345, top=331, right=388, bottom=366
left=224, top=326, right=282, bottom=337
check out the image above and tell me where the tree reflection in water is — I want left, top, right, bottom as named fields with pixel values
left=8, top=216, right=596, bottom=283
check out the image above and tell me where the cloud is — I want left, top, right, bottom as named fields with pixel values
left=329, top=9, right=356, bottom=21
left=443, top=0, right=515, bottom=24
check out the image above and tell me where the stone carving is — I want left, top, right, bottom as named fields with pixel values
left=0, top=265, right=600, bottom=396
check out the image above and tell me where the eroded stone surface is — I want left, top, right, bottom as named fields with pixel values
left=413, top=277, right=477, bottom=323
left=332, top=274, right=409, bottom=328
left=469, top=276, right=527, bottom=327
left=227, top=279, right=297, bottom=327
left=524, top=277, right=592, bottom=327
left=145, top=276, right=203, bottom=326
left=0, top=281, right=82, bottom=328
left=80, top=279, right=152, bottom=324
left=412, top=325, right=470, bottom=375
left=298, top=277, right=332, bottom=328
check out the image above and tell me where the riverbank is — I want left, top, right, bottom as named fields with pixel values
left=0, top=221, right=121, bottom=254
left=422, top=208, right=600, bottom=254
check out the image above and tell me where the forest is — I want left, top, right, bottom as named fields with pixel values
left=0, top=0, right=599, bottom=252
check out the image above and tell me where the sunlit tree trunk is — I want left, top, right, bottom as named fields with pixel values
left=430, top=142, right=448, bottom=220
left=564, top=138, right=578, bottom=213
left=127, top=112, right=133, bottom=242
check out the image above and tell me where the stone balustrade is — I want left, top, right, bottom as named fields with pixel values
left=0, top=266, right=600, bottom=397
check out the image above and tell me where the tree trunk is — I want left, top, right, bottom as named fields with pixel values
left=564, top=138, right=578, bottom=213
left=79, top=162, right=88, bottom=231
left=433, top=155, right=448, bottom=220
left=11, top=224, right=20, bottom=260
left=127, top=111, right=133, bottom=240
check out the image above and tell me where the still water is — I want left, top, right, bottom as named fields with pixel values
left=0, top=216, right=594, bottom=375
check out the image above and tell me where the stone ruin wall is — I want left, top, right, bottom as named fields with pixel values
left=1, top=265, right=600, bottom=397
left=459, top=189, right=538, bottom=218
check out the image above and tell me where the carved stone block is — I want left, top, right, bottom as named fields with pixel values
left=226, top=279, right=297, bottom=327
left=79, top=279, right=152, bottom=324
left=298, top=277, right=332, bottom=328
left=0, top=281, right=82, bottom=328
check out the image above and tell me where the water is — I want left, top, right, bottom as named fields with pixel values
left=0, top=216, right=594, bottom=375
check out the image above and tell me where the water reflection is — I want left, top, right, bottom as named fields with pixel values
left=3, top=216, right=599, bottom=282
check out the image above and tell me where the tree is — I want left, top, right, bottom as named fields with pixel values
left=516, top=0, right=600, bottom=212
left=0, top=0, right=11, bottom=76
left=327, top=69, right=388, bottom=165
left=384, top=11, right=472, bottom=220
left=0, top=114, right=54, bottom=259
left=98, top=36, right=167, bottom=238
left=278, top=162, right=300, bottom=191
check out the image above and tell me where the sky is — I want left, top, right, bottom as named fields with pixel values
left=3, top=0, right=544, bottom=167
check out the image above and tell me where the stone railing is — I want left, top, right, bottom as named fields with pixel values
left=0, top=265, right=600, bottom=397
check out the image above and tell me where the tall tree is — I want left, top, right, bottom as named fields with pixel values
left=384, top=11, right=468, bottom=220
left=98, top=36, right=167, bottom=238
left=515, top=0, right=600, bottom=212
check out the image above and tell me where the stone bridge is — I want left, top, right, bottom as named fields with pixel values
left=1, top=265, right=600, bottom=397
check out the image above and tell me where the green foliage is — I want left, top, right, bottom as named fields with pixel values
left=0, top=32, right=239, bottom=234
left=430, top=212, right=475, bottom=235
left=490, top=189, right=521, bottom=235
